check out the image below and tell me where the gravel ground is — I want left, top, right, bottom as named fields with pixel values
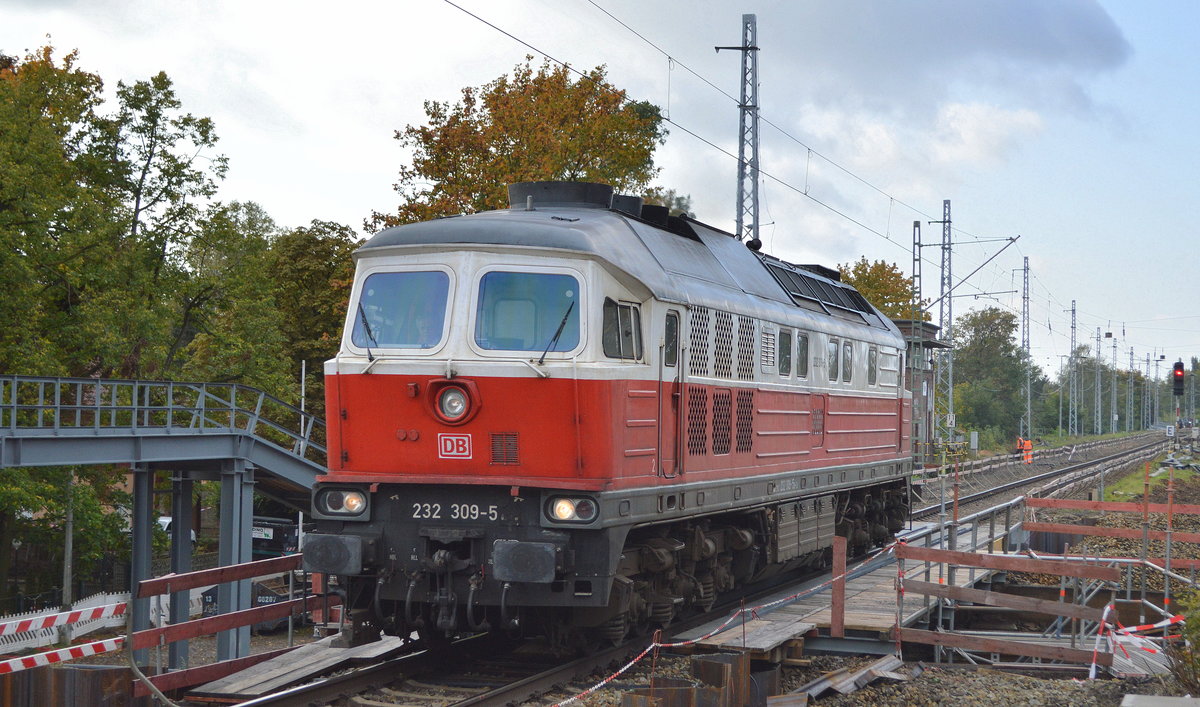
left=546, top=654, right=1185, bottom=706
left=789, top=657, right=1182, bottom=706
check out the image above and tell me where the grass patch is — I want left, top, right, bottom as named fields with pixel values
left=1102, top=457, right=1197, bottom=502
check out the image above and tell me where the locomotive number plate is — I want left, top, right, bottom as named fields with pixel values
left=411, top=502, right=500, bottom=521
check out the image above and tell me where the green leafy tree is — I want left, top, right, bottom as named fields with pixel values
left=952, top=307, right=1027, bottom=439
left=0, top=46, right=291, bottom=596
left=266, top=220, right=361, bottom=420
left=838, top=257, right=928, bottom=320
left=95, top=71, right=229, bottom=378
left=0, top=46, right=115, bottom=375
left=179, top=202, right=291, bottom=391
left=369, top=58, right=666, bottom=229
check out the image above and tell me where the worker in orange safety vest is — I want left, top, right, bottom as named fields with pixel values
left=1023, top=437, right=1033, bottom=464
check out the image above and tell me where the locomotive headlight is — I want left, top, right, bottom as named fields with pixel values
left=546, top=496, right=598, bottom=523
left=317, top=488, right=368, bottom=517
left=551, top=498, right=576, bottom=521
left=437, top=387, right=469, bottom=421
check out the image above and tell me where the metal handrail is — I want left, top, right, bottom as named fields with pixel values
left=0, top=375, right=326, bottom=466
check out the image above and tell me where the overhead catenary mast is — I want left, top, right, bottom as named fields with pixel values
left=717, top=14, right=761, bottom=250
left=932, top=201, right=954, bottom=447
left=1094, top=328, right=1102, bottom=435
left=1021, top=257, right=1030, bottom=438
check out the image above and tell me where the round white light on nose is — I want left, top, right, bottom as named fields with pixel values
left=551, top=498, right=576, bottom=521
left=438, top=387, right=468, bottom=420
left=342, top=491, right=366, bottom=514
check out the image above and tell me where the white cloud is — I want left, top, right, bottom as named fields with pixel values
left=930, top=103, right=1044, bottom=165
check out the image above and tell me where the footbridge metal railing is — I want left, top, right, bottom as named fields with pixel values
left=0, top=375, right=326, bottom=488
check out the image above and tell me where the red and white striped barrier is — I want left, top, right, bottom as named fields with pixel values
left=1113, top=614, right=1184, bottom=635
left=0, top=636, right=124, bottom=675
left=0, top=602, right=126, bottom=638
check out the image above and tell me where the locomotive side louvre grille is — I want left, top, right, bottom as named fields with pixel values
left=760, top=330, right=776, bottom=370
left=490, top=433, right=519, bottom=465
left=686, top=387, right=709, bottom=455
left=712, top=388, right=732, bottom=455
left=689, top=307, right=711, bottom=377
left=735, top=389, right=754, bottom=453
left=737, top=316, right=755, bottom=381
left=714, top=310, right=734, bottom=379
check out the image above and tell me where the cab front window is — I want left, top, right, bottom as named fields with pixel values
left=475, top=271, right=580, bottom=352
left=352, top=271, right=450, bottom=349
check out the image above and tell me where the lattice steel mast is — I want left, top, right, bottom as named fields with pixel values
left=1068, top=301, right=1078, bottom=436
left=717, top=14, right=761, bottom=248
left=1094, top=328, right=1103, bottom=434
left=1021, top=257, right=1031, bottom=438
left=933, top=201, right=954, bottom=446
left=1127, top=348, right=1135, bottom=432
left=1111, top=337, right=1118, bottom=433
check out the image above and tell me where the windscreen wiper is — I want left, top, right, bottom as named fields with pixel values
left=357, top=302, right=378, bottom=362
left=538, top=301, right=575, bottom=366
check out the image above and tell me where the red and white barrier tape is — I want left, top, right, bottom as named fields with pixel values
left=0, top=602, right=127, bottom=637
left=0, top=636, right=124, bottom=675
left=552, top=542, right=901, bottom=707
left=1088, top=605, right=1113, bottom=679
left=1113, top=614, right=1184, bottom=635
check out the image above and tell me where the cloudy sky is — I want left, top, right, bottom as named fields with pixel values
left=5, top=0, right=1198, bottom=381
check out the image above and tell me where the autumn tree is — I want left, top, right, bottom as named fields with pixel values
left=369, top=58, right=666, bottom=229
left=838, top=258, right=927, bottom=320
left=0, top=47, right=116, bottom=375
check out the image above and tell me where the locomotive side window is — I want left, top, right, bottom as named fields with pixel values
left=664, top=312, right=679, bottom=367
left=797, top=333, right=809, bottom=378
left=868, top=346, right=878, bottom=385
left=475, top=271, right=580, bottom=352
left=603, top=298, right=643, bottom=360
left=827, top=339, right=839, bottom=381
left=842, top=341, right=853, bottom=383
left=778, top=329, right=792, bottom=376
left=352, top=270, right=450, bottom=349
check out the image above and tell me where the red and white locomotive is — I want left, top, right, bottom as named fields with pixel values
left=302, top=181, right=911, bottom=647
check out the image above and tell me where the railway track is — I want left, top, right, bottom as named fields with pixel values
left=912, top=435, right=1164, bottom=520
left=233, top=596, right=723, bottom=706
left=233, top=436, right=1164, bottom=707
left=232, top=558, right=843, bottom=707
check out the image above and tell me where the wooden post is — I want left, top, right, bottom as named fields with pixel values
left=832, top=535, right=846, bottom=638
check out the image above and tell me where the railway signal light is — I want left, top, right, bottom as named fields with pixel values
left=1173, top=361, right=1185, bottom=396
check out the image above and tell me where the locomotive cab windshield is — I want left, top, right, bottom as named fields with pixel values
left=474, top=269, right=581, bottom=353
left=352, top=269, right=451, bottom=350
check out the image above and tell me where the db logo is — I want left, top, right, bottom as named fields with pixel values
left=438, top=434, right=472, bottom=459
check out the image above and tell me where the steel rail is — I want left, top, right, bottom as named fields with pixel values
left=912, top=439, right=1162, bottom=518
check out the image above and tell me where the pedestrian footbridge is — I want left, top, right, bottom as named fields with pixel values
left=0, top=375, right=327, bottom=665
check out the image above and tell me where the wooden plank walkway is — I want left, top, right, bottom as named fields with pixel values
left=674, top=522, right=994, bottom=654
left=189, top=634, right=408, bottom=701
left=775, top=522, right=996, bottom=635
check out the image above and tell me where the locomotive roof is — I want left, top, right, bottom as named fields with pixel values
left=360, top=185, right=901, bottom=343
